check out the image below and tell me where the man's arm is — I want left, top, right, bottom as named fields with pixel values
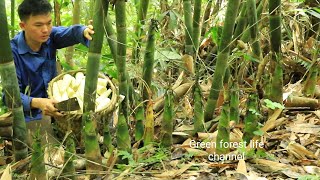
left=51, top=25, right=94, bottom=49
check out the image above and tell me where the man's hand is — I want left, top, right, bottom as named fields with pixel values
left=31, top=98, right=64, bottom=118
left=83, top=20, right=94, bottom=40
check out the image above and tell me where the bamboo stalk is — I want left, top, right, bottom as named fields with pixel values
left=132, top=0, right=150, bottom=62
left=82, top=0, right=109, bottom=176
left=11, top=0, right=15, bottom=38
left=201, top=0, right=213, bottom=37
left=161, top=89, right=174, bottom=148
left=233, top=3, right=247, bottom=41
left=192, top=0, right=202, bottom=52
left=0, top=0, right=28, bottom=161
left=142, top=19, right=157, bottom=102
left=215, top=101, right=230, bottom=155
left=269, top=0, right=283, bottom=104
left=115, top=0, right=129, bottom=117
left=247, top=0, right=261, bottom=58
left=230, top=81, right=240, bottom=124
left=204, top=0, right=241, bottom=122
left=243, top=93, right=259, bottom=143
left=103, top=121, right=114, bottom=153
left=193, top=82, right=204, bottom=134
left=183, top=0, right=193, bottom=55
left=63, top=136, right=76, bottom=179
left=30, top=130, right=46, bottom=180
left=135, top=105, right=144, bottom=141
left=116, top=112, right=131, bottom=163
left=144, top=98, right=154, bottom=146
left=65, top=0, right=81, bottom=68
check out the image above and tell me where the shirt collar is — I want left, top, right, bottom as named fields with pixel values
left=17, top=31, right=50, bottom=55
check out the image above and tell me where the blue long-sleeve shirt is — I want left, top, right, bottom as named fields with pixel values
left=10, top=25, right=88, bottom=122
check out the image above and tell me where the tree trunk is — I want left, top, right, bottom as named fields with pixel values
left=0, top=0, right=28, bottom=162
left=204, top=0, right=241, bottom=122
left=54, top=0, right=61, bottom=26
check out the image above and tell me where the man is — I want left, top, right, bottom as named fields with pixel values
left=10, top=0, right=94, bottom=145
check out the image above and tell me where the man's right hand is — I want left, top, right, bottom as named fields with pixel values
left=31, top=98, right=64, bottom=118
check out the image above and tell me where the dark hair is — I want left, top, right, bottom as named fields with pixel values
left=18, top=0, right=53, bottom=21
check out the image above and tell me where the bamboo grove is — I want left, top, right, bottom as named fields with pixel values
left=1, top=0, right=320, bottom=178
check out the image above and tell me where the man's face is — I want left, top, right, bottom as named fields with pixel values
left=19, top=13, right=52, bottom=44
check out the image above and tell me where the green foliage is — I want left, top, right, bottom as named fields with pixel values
left=264, top=99, right=285, bottom=110
left=207, top=26, right=223, bottom=46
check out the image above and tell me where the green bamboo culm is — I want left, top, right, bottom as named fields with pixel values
left=105, top=15, right=117, bottom=62
left=193, top=82, right=204, bottom=134
left=204, top=0, right=241, bottom=122
left=242, top=93, right=259, bottom=143
left=201, top=0, right=213, bottom=37
left=233, top=3, right=247, bottom=41
left=132, top=0, right=150, bottom=62
left=215, top=101, right=230, bottom=155
left=115, top=0, right=129, bottom=118
left=30, top=129, right=46, bottom=180
left=230, top=81, right=240, bottom=124
left=161, top=89, right=174, bottom=148
left=116, top=112, right=132, bottom=164
left=82, top=0, right=109, bottom=176
left=269, top=0, right=283, bottom=104
left=63, top=136, right=76, bottom=180
left=135, top=105, right=144, bottom=141
left=103, top=121, right=114, bottom=152
left=142, top=19, right=157, bottom=102
left=183, top=0, right=193, bottom=55
left=246, top=0, right=261, bottom=59
left=0, top=0, right=28, bottom=161
left=11, top=0, right=15, bottom=38
left=192, top=0, right=202, bottom=52
left=83, top=113, right=103, bottom=176
left=65, top=0, right=81, bottom=68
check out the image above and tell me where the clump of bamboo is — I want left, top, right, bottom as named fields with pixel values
left=204, top=0, right=241, bottom=122
left=268, top=0, right=283, bottom=104
left=161, top=89, right=174, bottom=148
left=183, top=0, right=193, bottom=55
left=193, top=82, right=204, bottom=134
left=63, top=136, right=76, bottom=179
left=30, top=130, right=46, bottom=180
left=215, top=101, right=230, bottom=155
left=0, top=0, right=27, bottom=161
left=243, top=93, right=259, bottom=143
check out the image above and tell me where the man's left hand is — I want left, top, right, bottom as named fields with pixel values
left=84, top=20, right=94, bottom=40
